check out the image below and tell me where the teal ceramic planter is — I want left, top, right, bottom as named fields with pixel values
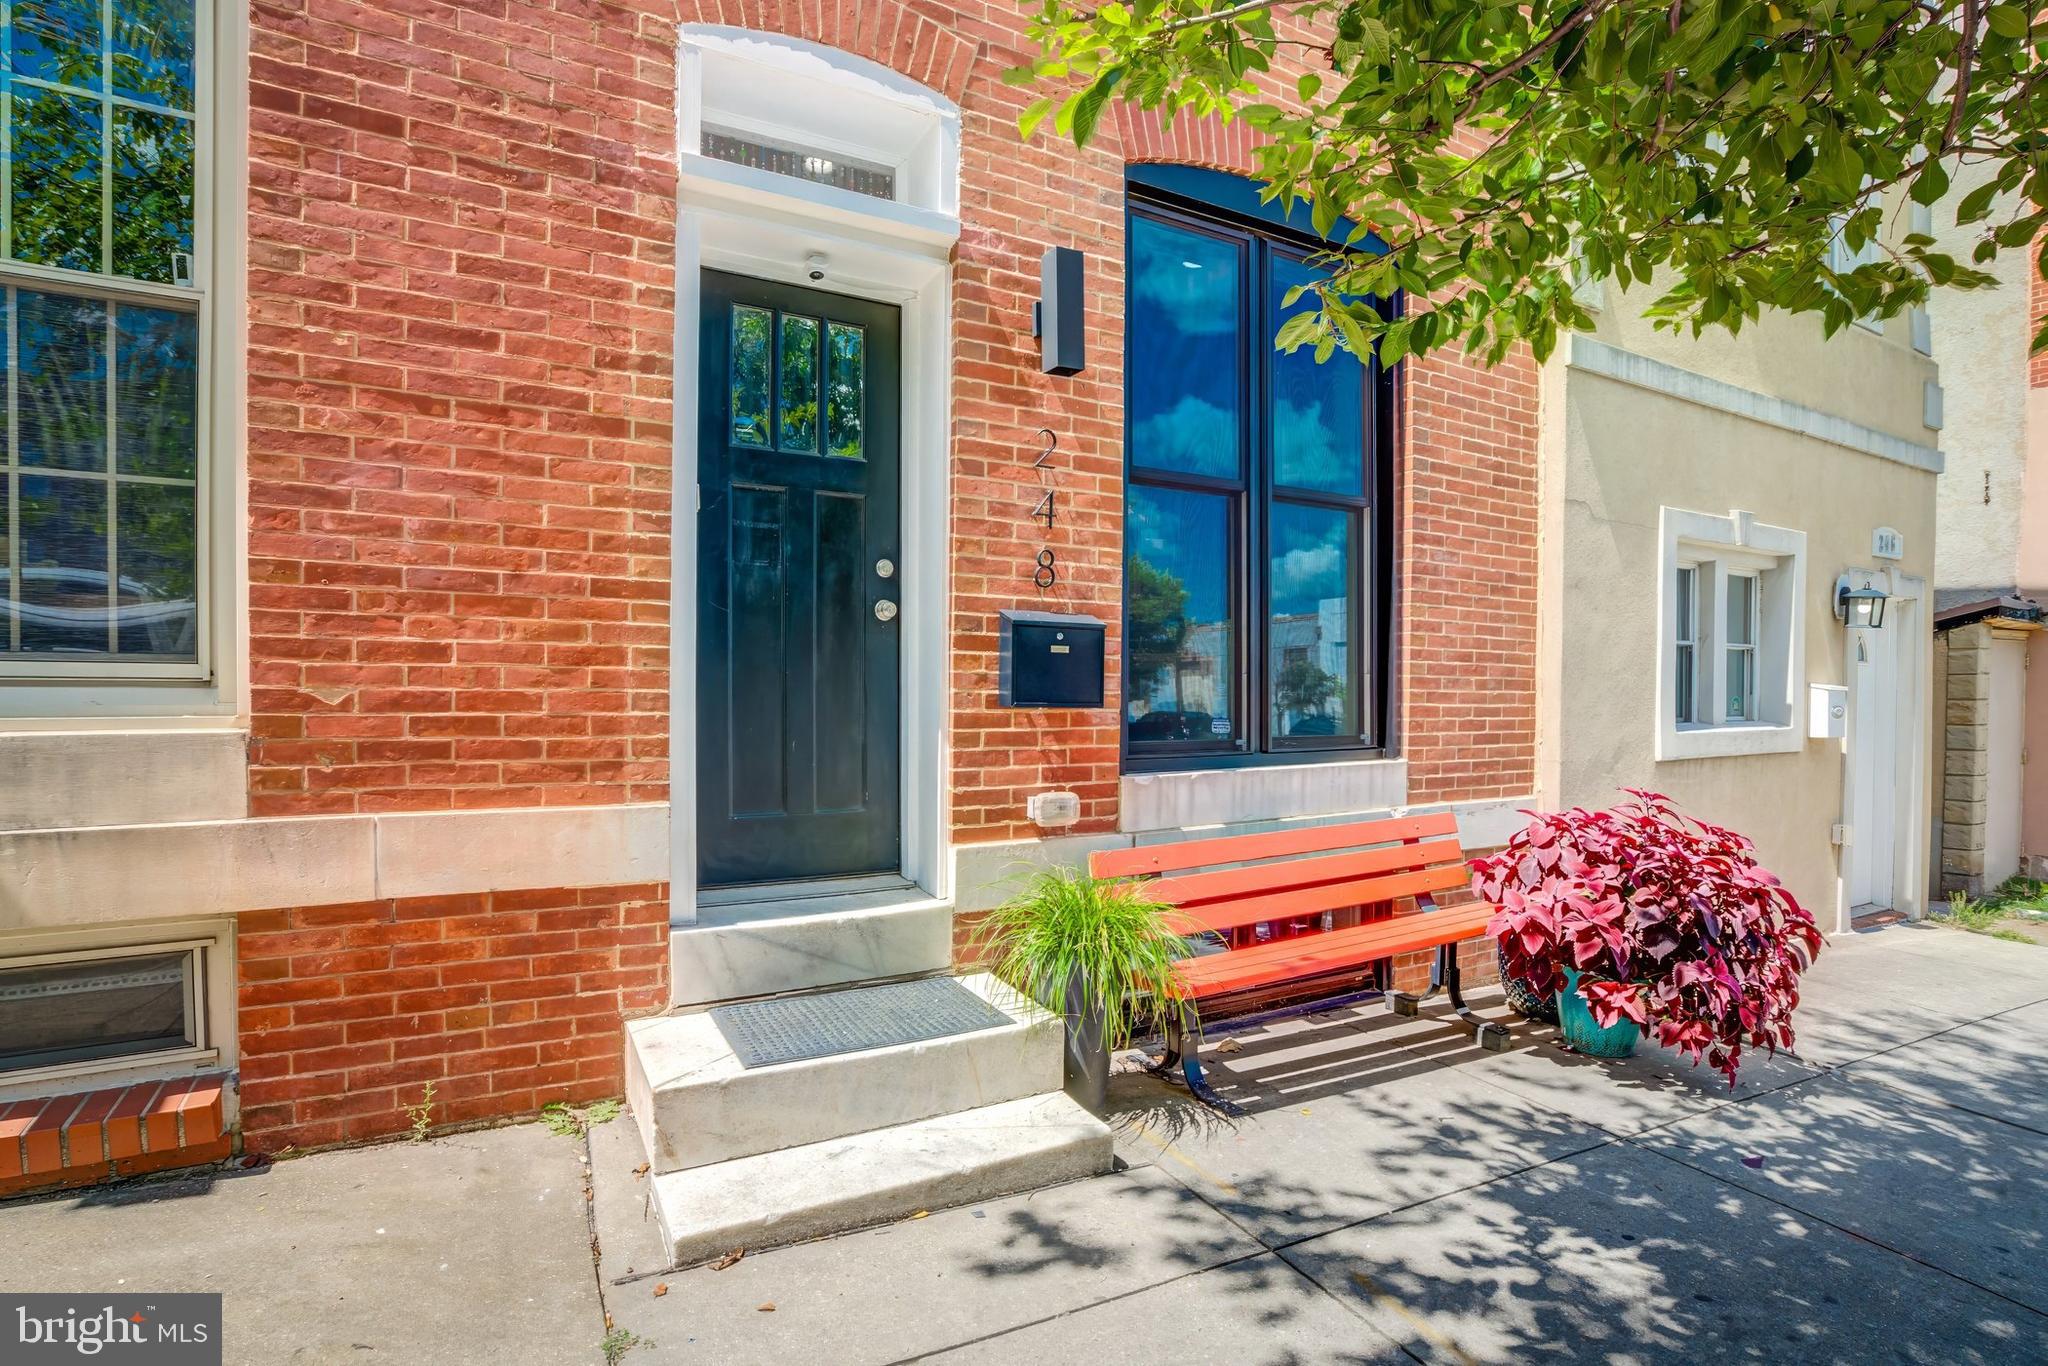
left=1557, top=968, right=1640, bottom=1058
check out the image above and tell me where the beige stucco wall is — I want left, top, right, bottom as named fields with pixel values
left=1927, top=173, right=2034, bottom=592
left=1578, top=195, right=1939, bottom=451
left=1538, top=328, right=1938, bottom=928
left=2025, top=388, right=2048, bottom=595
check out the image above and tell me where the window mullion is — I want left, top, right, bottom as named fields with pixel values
left=101, top=0, right=114, bottom=277
left=1, top=25, right=10, bottom=263
left=104, top=302, right=119, bottom=653
left=1708, top=561, right=1730, bottom=725
left=1247, top=237, right=1268, bottom=753
left=5, top=287, right=14, bottom=654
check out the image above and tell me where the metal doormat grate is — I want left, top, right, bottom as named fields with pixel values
left=712, top=977, right=1014, bottom=1069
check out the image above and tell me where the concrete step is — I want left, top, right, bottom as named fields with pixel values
left=670, top=896, right=953, bottom=1007
left=645, top=1090, right=1114, bottom=1268
left=625, top=973, right=1063, bottom=1174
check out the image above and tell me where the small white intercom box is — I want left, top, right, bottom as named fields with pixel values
left=1808, top=684, right=1847, bottom=739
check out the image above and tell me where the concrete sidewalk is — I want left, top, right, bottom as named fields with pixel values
left=4, top=922, right=2044, bottom=1365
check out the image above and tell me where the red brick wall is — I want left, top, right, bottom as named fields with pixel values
left=244, top=0, right=678, bottom=817
left=243, top=0, right=1538, bottom=836
left=1399, top=347, right=1542, bottom=803
left=235, top=884, right=666, bottom=1152
left=941, top=38, right=1540, bottom=840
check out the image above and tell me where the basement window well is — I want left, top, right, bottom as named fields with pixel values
left=0, top=927, right=227, bottom=1087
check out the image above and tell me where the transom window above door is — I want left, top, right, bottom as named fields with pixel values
left=1122, top=189, right=1392, bottom=770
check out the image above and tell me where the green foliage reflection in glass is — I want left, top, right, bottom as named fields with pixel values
left=824, top=322, right=863, bottom=459
left=776, top=313, right=819, bottom=452
left=4, top=0, right=197, bottom=283
left=730, top=306, right=865, bottom=460
left=730, top=305, right=771, bottom=448
left=3, top=293, right=199, bottom=659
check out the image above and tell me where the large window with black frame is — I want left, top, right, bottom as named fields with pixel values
left=1121, top=188, right=1392, bottom=770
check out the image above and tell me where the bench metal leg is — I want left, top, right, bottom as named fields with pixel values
left=1146, top=1015, right=1245, bottom=1115
left=1390, top=944, right=1510, bottom=1051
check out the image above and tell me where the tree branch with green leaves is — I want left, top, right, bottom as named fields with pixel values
left=1013, top=0, right=2048, bottom=366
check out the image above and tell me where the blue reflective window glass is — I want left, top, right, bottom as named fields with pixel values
left=1126, top=485, right=1234, bottom=745
left=1124, top=194, right=1387, bottom=763
left=1268, top=502, right=1357, bottom=739
left=111, top=0, right=195, bottom=110
left=1270, top=256, right=1364, bottom=495
left=1127, top=216, right=1242, bottom=479
left=9, top=0, right=102, bottom=89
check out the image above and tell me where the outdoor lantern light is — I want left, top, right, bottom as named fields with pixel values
left=1835, top=575, right=1887, bottom=629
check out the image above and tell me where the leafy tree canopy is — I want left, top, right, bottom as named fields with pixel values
left=1014, top=1, right=2048, bottom=367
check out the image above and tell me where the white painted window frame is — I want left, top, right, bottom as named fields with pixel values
left=0, top=0, right=246, bottom=724
left=1673, top=563, right=1698, bottom=724
left=0, top=916, right=233, bottom=1097
left=1656, top=508, right=1806, bottom=760
left=1824, top=189, right=1885, bottom=337
left=1723, top=569, right=1760, bottom=721
left=670, top=28, right=961, bottom=939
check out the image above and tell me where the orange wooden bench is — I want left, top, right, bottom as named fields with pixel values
left=1090, top=811, right=1508, bottom=1110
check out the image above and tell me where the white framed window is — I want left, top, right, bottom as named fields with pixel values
left=1673, top=564, right=1697, bottom=724
left=1657, top=508, right=1806, bottom=760
left=1823, top=184, right=1885, bottom=336
left=1724, top=570, right=1758, bottom=721
left=0, top=918, right=231, bottom=1093
left=0, top=0, right=240, bottom=721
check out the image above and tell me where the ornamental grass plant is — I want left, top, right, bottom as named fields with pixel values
left=971, top=867, right=1190, bottom=1049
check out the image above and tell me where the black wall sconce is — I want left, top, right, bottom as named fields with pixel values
left=1032, top=246, right=1086, bottom=376
left=1834, top=574, right=1888, bottom=629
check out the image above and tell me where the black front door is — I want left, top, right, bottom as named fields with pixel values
left=698, top=271, right=902, bottom=887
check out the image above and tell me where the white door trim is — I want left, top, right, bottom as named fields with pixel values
left=669, top=151, right=957, bottom=946
left=1835, top=568, right=1930, bottom=932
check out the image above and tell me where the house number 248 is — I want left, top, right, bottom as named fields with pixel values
left=1031, top=429, right=1058, bottom=588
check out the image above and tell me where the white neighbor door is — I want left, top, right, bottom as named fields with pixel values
left=1849, top=620, right=1901, bottom=910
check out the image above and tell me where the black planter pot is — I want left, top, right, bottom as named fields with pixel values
left=1060, top=971, right=1111, bottom=1113
left=1497, top=940, right=1560, bottom=1024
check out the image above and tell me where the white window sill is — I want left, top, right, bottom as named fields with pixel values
left=1657, top=722, right=1803, bottom=761
left=1120, top=757, right=1408, bottom=833
left=0, top=1047, right=221, bottom=1103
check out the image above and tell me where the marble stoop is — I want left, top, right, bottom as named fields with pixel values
left=642, top=1090, right=1114, bottom=1268
left=669, top=897, right=954, bottom=1007
left=625, top=973, right=1067, bottom=1174
left=623, top=971, right=1115, bottom=1268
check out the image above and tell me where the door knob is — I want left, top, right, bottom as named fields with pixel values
left=874, top=599, right=898, bottom=622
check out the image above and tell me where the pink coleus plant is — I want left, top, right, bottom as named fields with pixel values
left=1470, top=790, right=1823, bottom=1086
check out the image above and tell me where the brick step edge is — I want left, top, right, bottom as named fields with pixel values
left=0, top=1075, right=228, bottom=1199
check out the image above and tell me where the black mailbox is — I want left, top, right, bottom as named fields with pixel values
left=1000, top=610, right=1105, bottom=708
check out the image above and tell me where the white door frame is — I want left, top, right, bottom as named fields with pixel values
left=1836, top=567, right=1930, bottom=931
left=668, top=38, right=960, bottom=937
